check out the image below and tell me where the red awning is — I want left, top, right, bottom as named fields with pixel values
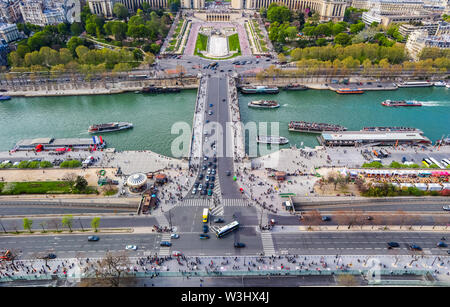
left=55, top=148, right=66, bottom=152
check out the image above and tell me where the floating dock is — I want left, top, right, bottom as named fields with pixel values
left=13, top=137, right=106, bottom=151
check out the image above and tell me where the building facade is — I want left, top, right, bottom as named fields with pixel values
left=181, top=0, right=205, bottom=9
left=0, top=22, right=19, bottom=42
left=88, top=0, right=115, bottom=16
left=0, top=38, right=10, bottom=67
left=230, top=0, right=348, bottom=21
left=399, top=20, right=448, bottom=37
left=0, top=0, right=22, bottom=23
left=406, top=28, right=450, bottom=60
left=19, top=0, right=65, bottom=26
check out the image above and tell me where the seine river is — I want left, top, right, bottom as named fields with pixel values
left=0, top=87, right=448, bottom=157
left=239, top=87, right=450, bottom=155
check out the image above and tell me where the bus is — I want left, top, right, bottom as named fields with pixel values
left=202, top=208, right=209, bottom=223
left=215, top=221, right=239, bottom=238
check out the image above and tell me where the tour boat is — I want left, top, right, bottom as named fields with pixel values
left=248, top=100, right=280, bottom=109
left=0, top=95, right=11, bottom=101
left=240, top=86, right=279, bottom=94
left=434, top=81, right=446, bottom=87
left=381, top=100, right=422, bottom=107
left=256, top=135, right=289, bottom=145
left=335, top=88, right=364, bottom=94
left=288, top=121, right=347, bottom=133
left=88, top=122, right=133, bottom=133
left=283, top=84, right=308, bottom=91
left=396, top=81, right=433, bottom=88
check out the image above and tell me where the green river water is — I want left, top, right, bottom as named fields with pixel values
left=0, top=87, right=448, bottom=157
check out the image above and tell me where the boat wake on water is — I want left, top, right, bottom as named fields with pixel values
left=283, top=104, right=289, bottom=106
left=418, top=101, right=450, bottom=107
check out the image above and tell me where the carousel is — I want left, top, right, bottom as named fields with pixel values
left=127, top=173, right=147, bottom=193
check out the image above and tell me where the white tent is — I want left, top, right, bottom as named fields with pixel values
left=414, top=183, right=427, bottom=191
left=427, top=183, right=442, bottom=191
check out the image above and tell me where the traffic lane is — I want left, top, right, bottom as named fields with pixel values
left=2, top=233, right=160, bottom=258
left=298, top=202, right=449, bottom=212
left=269, top=213, right=449, bottom=226
left=169, top=227, right=262, bottom=256
left=272, top=232, right=450, bottom=255
left=0, top=216, right=159, bottom=231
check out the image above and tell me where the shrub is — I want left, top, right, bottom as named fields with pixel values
left=60, top=160, right=82, bottom=168
left=28, top=161, right=40, bottom=168
left=18, top=161, right=30, bottom=168
left=40, top=161, right=53, bottom=168
left=362, top=161, right=383, bottom=168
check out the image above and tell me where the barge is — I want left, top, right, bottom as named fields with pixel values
left=318, top=131, right=431, bottom=147
left=381, top=100, right=422, bottom=107
left=141, top=86, right=181, bottom=94
left=335, top=88, right=364, bottom=94
left=288, top=121, right=347, bottom=133
left=396, top=81, right=433, bottom=88
left=362, top=127, right=423, bottom=134
left=283, top=84, right=308, bottom=91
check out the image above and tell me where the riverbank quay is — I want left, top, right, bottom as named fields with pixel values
left=0, top=254, right=447, bottom=285
left=1, top=76, right=199, bottom=98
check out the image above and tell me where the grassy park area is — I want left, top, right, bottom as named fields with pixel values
left=0, top=181, right=97, bottom=195
left=194, top=33, right=208, bottom=55
left=228, top=33, right=241, bottom=55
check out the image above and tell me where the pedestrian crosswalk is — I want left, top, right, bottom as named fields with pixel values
left=210, top=205, right=224, bottom=216
left=213, top=179, right=222, bottom=202
left=158, top=233, right=172, bottom=256
left=155, top=214, right=170, bottom=227
left=179, top=198, right=213, bottom=207
left=221, top=199, right=251, bottom=207
left=260, top=231, right=276, bottom=256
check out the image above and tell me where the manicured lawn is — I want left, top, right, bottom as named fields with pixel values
left=228, top=33, right=241, bottom=53
left=0, top=181, right=97, bottom=195
left=194, top=33, right=208, bottom=55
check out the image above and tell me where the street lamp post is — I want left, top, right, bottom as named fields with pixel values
left=78, top=218, right=84, bottom=232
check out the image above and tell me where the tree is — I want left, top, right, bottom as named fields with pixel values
left=334, top=33, right=351, bottom=46
left=62, top=215, right=74, bottom=232
left=337, top=274, right=358, bottom=286
left=62, top=173, right=77, bottom=191
left=23, top=218, right=33, bottom=233
left=113, top=3, right=129, bottom=20
left=75, top=176, right=88, bottom=191
left=80, top=252, right=133, bottom=287
left=70, top=22, right=83, bottom=36
left=301, top=210, right=322, bottom=229
left=332, top=23, right=346, bottom=36
left=349, top=22, right=365, bottom=34
left=91, top=217, right=101, bottom=232
left=267, top=5, right=291, bottom=24
left=67, top=37, right=86, bottom=56
left=39, top=221, right=47, bottom=232
left=49, top=218, right=60, bottom=232
left=315, top=24, right=331, bottom=37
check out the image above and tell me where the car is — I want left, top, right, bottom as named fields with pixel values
left=125, top=245, right=137, bottom=250
left=205, top=175, right=210, bottom=181
left=199, top=174, right=204, bottom=180
left=208, top=111, right=213, bottom=115
left=226, top=171, right=231, bottom=176
left=265, top=59, right=270, bottom=62
left=214, top=217, right=224, bottom=223
left=208, top=161, right=212, bottom=166
left=367, top=82, right=373, bottom=85
left=171, top=234, right=180, bottom=239
left=210, top=183, right=215, bottom=189
left=202, top=164, right=207, bottom=170
left=199, top=234, right=210, bottom=239
left=210, top=176, right=215, bottom=182
left=191, top=188, right=197, bottom=194
left=201, top=189, right=207, bottom=195
left=247, top=61, right=252, bottom=64
left=205, top=182, right=210, bottom=189
left=437, top=242, right=448, bottom=248
left=172, top=251, right=182, bottom=257
left=234, top=242, right=246, bottom=248
left=212, top=164, right=217, bottom=169
left=206, top=120, right=210, bottom=123
left=228, top=69, right=232, bottom=72
left=204, top=156, right=208, bottom=161
left=207, top=169, right=211, bottom=175
left=88, top=236, right=100, bottom=242
left=203, top=225, right=208, bottom=233
left=160, top=241, right=172, bottom=247
left=207, top=189, right=213, bottom=196
left=443, top=205, right=450, bottom=211
left=220, top=70, right=224, bottom=72
left=409, top=244, right=422, bottom=251
left=322, top=216, right=331, bottom=222
left=198, top=184, right=203, bottom=190
left=387, top=242, right=400, bottom=248
left=44, top=253, right=57, bottom=260
left=366, top=216, right=373, bottom=221
left=194, top=182, right=200, bottom=188
left=211, top=169, right=216, bottom=175
left=213, top=157, right=217, bottom=162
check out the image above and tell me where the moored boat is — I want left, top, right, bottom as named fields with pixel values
left=381, top=100, right=422, bottom=107
left=240, top=86, right=279, bottom=94
left=396, top=81, right=433, bottom=88
left=256, top=135, right=289, bottom=145
left=335, top=88, right=364, bottom=94
left=88, top=122, right=133, bottom=133
left=248, top=100, right=280, bottom=109
left=0, top=95, right=11, bottom=101
left=283, top=84, right=308, bottom=91
left=288, top=121, right=347, bottom=133
left=434, top=81, right=446, bottom=87
left=141, top=86, right=181, bottom=94
left=362, top=126, right=423, bottom=134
